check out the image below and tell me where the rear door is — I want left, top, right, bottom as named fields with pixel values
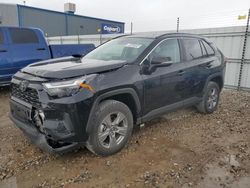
left=180, top=37, right=214, bottom=98
left=0, top=28, right=13, bottom=84
left=8, top=28, right=50, bottom=74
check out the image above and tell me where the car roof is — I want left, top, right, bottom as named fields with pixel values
left=123, top=32, right=206, bottom=40
left=0, top=26, right=41, bottom=31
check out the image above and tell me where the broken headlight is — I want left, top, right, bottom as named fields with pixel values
left=43, top=76, right=94, bottom=98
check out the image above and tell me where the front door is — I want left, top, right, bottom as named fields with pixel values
left=0, top=28, right=13, bottom=84
left=141, top=38, right=186, bottom=115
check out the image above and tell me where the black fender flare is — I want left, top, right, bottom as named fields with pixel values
left=86, top=88, right=141, bottom=134
left=203, top=73, right=224, bottom=93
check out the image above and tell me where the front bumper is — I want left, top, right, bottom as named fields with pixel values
left=9, top=74, right=95, bottom=153
left=9, top=112, right=81, bottom=154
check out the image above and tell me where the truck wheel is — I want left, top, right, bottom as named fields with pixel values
left=196, top=81, right=220, bottom=114
left=86, top=100, right=133, bottom=156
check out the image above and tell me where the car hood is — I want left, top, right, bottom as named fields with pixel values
left=21, top=56, right=127, bottom=79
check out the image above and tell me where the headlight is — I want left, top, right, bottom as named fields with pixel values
left=43, top=77, right=94, bottom=98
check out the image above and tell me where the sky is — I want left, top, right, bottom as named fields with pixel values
left=0, top=0, right=250, bottom=32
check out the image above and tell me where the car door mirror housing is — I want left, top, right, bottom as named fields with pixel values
left=142, top=57, right=173, bottom=75
left=151, top=56, right=173, bottom=68
left=154, top=61, right=173, bottom=67
left=150, top=56, right=173, bottom=70
left=151, top=56, right=172, bottom=65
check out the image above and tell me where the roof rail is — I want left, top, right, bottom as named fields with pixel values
left=155, top=32, right=203, bottom=39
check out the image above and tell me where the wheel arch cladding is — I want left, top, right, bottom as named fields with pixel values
left=204, top=74, right=224, bottom=93
left=86, top=88, right=141, bottom=134
left=100, top=93, right=138, bottom=123
left=210, top=76, right=223, bottom=91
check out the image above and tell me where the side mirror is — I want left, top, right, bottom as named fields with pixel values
left=141, top=56, right=173, bottom=75
left=151, top=56, right=172, bottom=65
left=147, top=56, right=173, bottom=73
left=72, top=54, right=84, bottom=58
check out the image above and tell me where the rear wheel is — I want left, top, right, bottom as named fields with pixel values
left=86, top=100, right=133, bottom=156
left=196, top=81, right=220, bottom=114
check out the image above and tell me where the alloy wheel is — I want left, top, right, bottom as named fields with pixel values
left=207, top=88, right=218, bottom=110
left=98, top=112, right=128, bottom=149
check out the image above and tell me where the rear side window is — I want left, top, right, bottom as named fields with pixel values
left=182, top=38, right=202, bottom=61
left=0, top=30, right=3, bottom=44
left=202, top=41, right=215, bottom=56
left=9, top=28, right=39, bottom=44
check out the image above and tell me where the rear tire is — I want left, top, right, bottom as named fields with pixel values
left=86, top=100, right=133, bottom=156
left=196, top=81, right=220, bottom=114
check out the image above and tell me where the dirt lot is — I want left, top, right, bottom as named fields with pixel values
left=0, top=88, right=249, bottom=188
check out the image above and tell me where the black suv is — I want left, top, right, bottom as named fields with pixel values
left=9, top=33, right=226, bottom=156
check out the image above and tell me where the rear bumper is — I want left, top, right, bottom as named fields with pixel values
left=9, top=112, right=81, bottom=154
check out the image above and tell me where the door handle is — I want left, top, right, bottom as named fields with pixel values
left=36, top=48, right=46, bottom=51
left=205, top=62, right=212, bottom=68
left=178, top=70, right=185, bottom=76
left=200, top=61, right=213, bottom=68
left=0, top=49, right=7, bottom=53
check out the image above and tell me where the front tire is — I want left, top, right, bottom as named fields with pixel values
left=196, top=81, right=220, bottom=114
left=86, top=100, right=133, bottom=156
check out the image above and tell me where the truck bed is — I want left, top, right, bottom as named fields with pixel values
left=49, top=44, right=95, bottom=58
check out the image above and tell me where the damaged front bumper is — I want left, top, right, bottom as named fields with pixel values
left=9, top=112, right=81, bottom=153
left=9, top=76, right=94, bottom=153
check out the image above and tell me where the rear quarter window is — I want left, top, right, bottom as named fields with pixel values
left=0, top=30, right=3, bottom=44
left=199, top=40, right=207, bottom=56
left=202, top=41, right=215, bottom=56
left=9, top=28, right=39, bottom=44
left=182, top=38, right=202, bottom=61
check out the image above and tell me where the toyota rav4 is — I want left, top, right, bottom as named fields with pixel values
left=9, top=33, right=226, bottom=156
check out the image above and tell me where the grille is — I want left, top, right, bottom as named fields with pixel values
left=11, top=83, right=41, bottom=108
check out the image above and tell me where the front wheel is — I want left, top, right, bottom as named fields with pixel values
left=196, top=81, right=220, bottom=114
left=86, top=100, right=133, bottom=156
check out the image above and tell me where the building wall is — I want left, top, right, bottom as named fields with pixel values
left=17, top=5, right=124, bottom=37
left=18, top=6, right=67, bottom=36
left=66, top=14, right=124, bottom=36
left=0, top=4, right=18, bottom=26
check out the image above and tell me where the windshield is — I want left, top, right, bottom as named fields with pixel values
left=84, top=37, right=153, bottom=62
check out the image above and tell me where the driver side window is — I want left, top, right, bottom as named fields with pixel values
left=149, top=39, right=180, bottom=63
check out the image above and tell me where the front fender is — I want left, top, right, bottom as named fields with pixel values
left=85, top=88, right=141, bottom=134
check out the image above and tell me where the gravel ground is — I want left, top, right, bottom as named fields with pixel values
left=0, top=87, right=249, bottom=188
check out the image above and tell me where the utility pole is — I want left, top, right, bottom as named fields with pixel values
left=238, top=8, right=250, bottom=90
left=78, top=25, right=84, bottom=44
left=177, top=17, right=180, bottom=32
left=77, top=34, right=80, bottom=44
left=130, top=22, right=133, bottom=35
left=97, top=28, right=102, bottom=45
left=100, top=33, right=102, bottom=45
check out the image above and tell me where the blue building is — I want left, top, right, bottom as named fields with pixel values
left=0, top=3, right=125, bottom=37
